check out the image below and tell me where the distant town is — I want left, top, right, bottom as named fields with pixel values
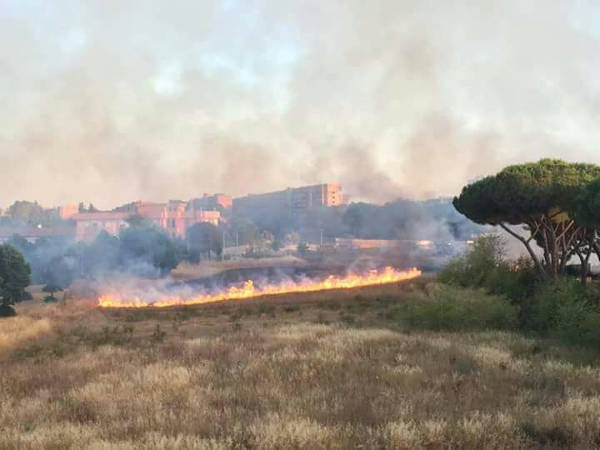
left=0, top=183, right=346, bottom=243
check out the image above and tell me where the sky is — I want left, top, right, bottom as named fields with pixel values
left=1, top=0, right=600, bottom=209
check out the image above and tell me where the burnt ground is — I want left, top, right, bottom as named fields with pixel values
left=169, top=264, right=350, bottom=291
left=169, top=261, right=421, bottom=292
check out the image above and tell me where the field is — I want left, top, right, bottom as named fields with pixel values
left=2, top=280, right=600, bottom=449
left=170, top=257, right=308, bottom=281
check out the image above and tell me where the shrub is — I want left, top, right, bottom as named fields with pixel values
left=523, top=277, right=600, bottom=348
left=0, top=304, right=16, bottom=317
left=438, top=234, right=505, bottom=287
left=439, top=236, right=537, bottom=311
left=486, top=256, right=537, bottom=303
left=400, top=284, right=518, bottom=331
left=528, top=278, right=587, bottom=332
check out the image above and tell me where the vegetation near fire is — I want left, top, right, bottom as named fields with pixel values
left=0, top=244, right=31, bottom=317
left=4, top=159, right=600, bottom=447
left=453, top=159, right=600, bottom=282
left=3, top=270, right=600, bottom=448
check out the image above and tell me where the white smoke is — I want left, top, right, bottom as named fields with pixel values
left=1, top=0, right=600, bottom=208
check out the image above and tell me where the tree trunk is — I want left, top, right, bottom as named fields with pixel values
left=500, top=223, right=549, bottom=280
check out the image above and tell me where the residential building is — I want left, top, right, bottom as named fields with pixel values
left=71, top=201, right=221, bottom=241
left=233, top=183, right=344, bottom=217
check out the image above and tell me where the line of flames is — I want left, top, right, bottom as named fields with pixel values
left=97, top=266, right=422, bottom=309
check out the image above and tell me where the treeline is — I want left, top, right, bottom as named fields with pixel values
left=0, top=200, right=67, bottom=228
left=5, top=218, right=227, bottom=289
left=237, top=198, right=485, bottom=243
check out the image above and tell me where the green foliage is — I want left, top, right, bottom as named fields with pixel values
left=439, top=236, right=600, bottom=348
left=574, top=176, right=600, bottom=226
left=40, top=255, right=74, bottom=294
left=453, top=159, right=600, bottom=279
left=186, top=222, right=223, bottom=261
left=438, top=234, right=505, bottom=286
left=297, top=242, right=309, bottom=254
left=454, top=159, right=600, bottom=226
left=525, top=278, right=600, bottom=347
left=400, top=284, right=518, bottom=331
left=528, top=278, right=588, bottom=332
left=0, top=244, right=31, bottom=306
left=119, top=222, right=184, bottom=276
left=80, top=231, right=120, bottom=277
left=485, top=256, right=537, bottom=302
left=438, top=235, right=537, bottom=306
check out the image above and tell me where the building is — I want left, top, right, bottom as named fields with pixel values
left=188, top=194, right=232, bottom=211
left=71, top=212, right=130, bottom=241
left=72, top=200, right=221, bottom=241
left=233, top=183, right=344, bottom=216
left=57, top=204, right=78, bottom=220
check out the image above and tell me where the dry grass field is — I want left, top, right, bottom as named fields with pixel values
left=2, top=280, right=600, bottom=449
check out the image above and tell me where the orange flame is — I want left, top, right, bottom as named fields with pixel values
left=97, top=266, right=422, bottom=309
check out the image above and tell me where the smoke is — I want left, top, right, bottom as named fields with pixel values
left=2, top=0, right=600, bottom=209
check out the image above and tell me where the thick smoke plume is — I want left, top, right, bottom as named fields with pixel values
left=1, top=0, right=600, bottom=208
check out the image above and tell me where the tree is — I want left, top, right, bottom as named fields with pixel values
left=80, top=231, right=120, bottom=278
left=119, top=222, right=183, bottom=276
left=572, top=177, right=600, bottom=282
left=453, top=159, right=600, bottom=280
left=40, top=256, right=74, bottom=301
left=7, top=200, right=45, bottom=225
left=297, top=242, right=309, bottom=254
left=227, top=218, right=259, bottom=246
left=6, top=200, right=62, bottom=227
left=0, top=245, right=31, bottom=316
left=187, top=223, right=223, bottom=261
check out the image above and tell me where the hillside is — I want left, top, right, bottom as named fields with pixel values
left=1, top=280, right=600, bottom=448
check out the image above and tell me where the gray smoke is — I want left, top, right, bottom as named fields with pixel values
left=1, top=0, right=600, bottom=209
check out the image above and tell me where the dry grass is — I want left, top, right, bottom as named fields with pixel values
left=1, top=280, right=600, bottom=448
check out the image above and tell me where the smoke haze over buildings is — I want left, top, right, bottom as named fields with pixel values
left=2, top=0, right=600, bottom=208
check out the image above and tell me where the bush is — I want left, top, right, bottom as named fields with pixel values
left=486, top=257, right=537, bottom=302
left=437, top=233, right=600, bottom=348
left=438, top=235, right=505, bottom=287
left=527, top=277, right=600, bottom=347
left=400, top=284, right=518, bottom=331
left=439, top=235, right=537, bottom=309
left=528, top=278, right=588, bottom=332
left=0, top=304, right=16, bottom=317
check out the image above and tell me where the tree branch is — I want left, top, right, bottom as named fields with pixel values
left=500, top=223, right=548, bottom=280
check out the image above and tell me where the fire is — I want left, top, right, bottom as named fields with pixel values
left=98, top=266, right=422, bottom=309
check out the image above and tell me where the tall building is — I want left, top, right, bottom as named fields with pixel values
left=233, top=183, right=344, bottom=216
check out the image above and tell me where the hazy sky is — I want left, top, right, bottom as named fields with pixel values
left=2, top=0, right=600, bottom=209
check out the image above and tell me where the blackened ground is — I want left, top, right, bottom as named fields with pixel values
left=170, top=264, right=349, bottom=291
left=169, top=260, right=423, bottom=292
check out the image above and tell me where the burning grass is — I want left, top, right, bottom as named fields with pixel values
left=2, top=281, right=600, bottom=448
left=97, top=266, right=422, bottom=308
